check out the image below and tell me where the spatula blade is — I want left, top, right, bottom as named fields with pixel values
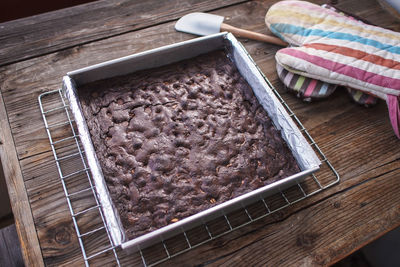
left=175, top=12, right=224, bottom=36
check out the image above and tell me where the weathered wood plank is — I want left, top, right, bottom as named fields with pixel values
left=19, top=82, right=400, bottom=265
left=163, top=167, right=400, bottom=266
left=20, top=149, right=143, bottom=266
left=0, top=90, right=44, bottom=266
left=377, top=0, right=400, bottom=22
left=0, top=1, right=290, bottom=263
left=19, top=87, right=400, bottom=265
left=0, top=23, right=192, bottom=160
left=2, top=0, right=399, bottom=162
left=0, top=0, right=399, bottom=266
left=0, top=0, right=286, bottom=160
left=21, top=132, right=399, bottom=266
left=2, top=0, right=399, bottom=161
left=0, top=0, right=246, bottom=67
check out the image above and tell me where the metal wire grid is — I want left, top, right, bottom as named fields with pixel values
left=39, top=90, right=121, bottom=267
left=38, top=86, right=339, bottom=266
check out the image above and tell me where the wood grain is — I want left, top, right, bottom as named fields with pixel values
left=0, top=0, right=399, bottom=266
left=220, top=23, right=288, bottom=45
left=0, top=90, right=44, bottom=266
left=0, top=0, right=398, bottom=162
left=162, top=167, right=400, bottom=266
left=377, top=0, right=400, bottom=22
left=0, top=0, right=245, bottom=67
left=0, top=0, right=293, bottom=161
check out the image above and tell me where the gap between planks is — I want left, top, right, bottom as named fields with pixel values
left=0, top=0, right=248, bottom=67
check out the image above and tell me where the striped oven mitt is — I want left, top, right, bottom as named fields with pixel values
left=266, top=0, right=400, bottom=138
left=276, top=62, right=378, bottom=106
left=276, top=3, right=378, bottom=106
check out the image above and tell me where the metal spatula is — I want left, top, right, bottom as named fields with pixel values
left=175, top=12, right=287, bottom=46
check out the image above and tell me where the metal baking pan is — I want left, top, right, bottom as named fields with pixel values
left=63, top=32, right=321, bottom=252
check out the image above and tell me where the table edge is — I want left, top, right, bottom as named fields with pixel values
left=0, top=90, right=44, bottom=267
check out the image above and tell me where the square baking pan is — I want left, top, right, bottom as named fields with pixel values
left=63, top=32, right=321, bottom=252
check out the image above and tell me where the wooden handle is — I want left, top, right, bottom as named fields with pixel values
left=220, top=23, right=288, bottom=47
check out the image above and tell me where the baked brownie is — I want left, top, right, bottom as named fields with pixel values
left=79, top=50, right=300, bottom=239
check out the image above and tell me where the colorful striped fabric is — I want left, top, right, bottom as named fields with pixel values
left=276, top=62, right=337, bottom=101
left=266, top=0, right=400, bottom=138
left=275, top=4, right=379, bottom=107
left=346, top=88, right=378, bottom=107
left=277, top=62, right=378, bottom=106
left=266, top=0, right=400, bottom=99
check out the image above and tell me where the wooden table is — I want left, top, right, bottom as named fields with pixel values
left=1, top=0, right=399, bottom=266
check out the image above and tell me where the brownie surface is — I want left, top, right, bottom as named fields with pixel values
left=79, top=50, right=300, bottom=239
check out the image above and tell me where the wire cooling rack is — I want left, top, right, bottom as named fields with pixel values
left=38, top=85, right=339, bottom=266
